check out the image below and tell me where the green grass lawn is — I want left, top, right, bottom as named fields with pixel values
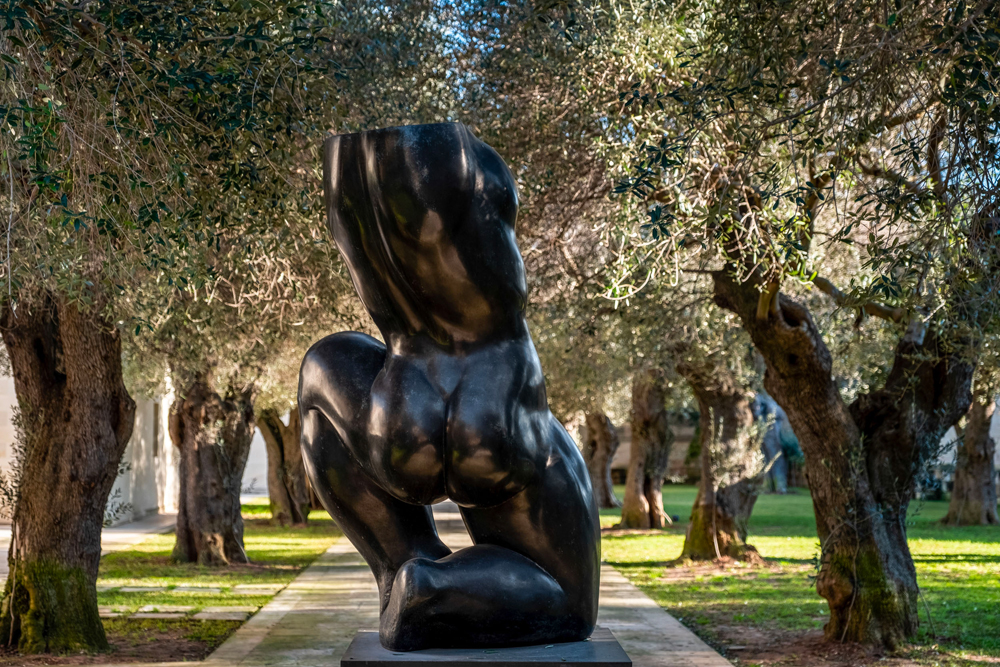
left=88, top=501, right=342, bottom=661
left=601, top=485, right=1000, bottom=665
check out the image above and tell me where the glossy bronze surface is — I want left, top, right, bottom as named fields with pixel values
left=299, top=123, right=600, bottom=651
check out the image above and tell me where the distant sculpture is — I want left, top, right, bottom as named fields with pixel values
left=752, top=393, right=800, bottom=494
left=299, top=123, right=600, bottom=651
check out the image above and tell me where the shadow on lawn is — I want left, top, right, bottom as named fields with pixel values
left=912, top=553, right=1000, bottom=564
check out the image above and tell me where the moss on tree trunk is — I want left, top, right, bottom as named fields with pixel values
left=619, top=369, right=673, bottom=528
left=0, top=295, right=135, bottom=654
left=581, top=412, right=621, bottom=509
left=169, top=377, right=254, bottom=565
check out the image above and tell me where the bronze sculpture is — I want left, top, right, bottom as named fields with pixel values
left=299, top=123, right=600, bottom=651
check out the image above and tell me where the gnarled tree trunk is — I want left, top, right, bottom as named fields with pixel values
left=677, top=362, right=762, bottom=562
left=581, top=411, right=621, bottom=508
left=0, top=295, right=135, bottom=654
left=258, top=407, right=310, bottom=526
left=619, top=369, right=673, bottom=528
left=713, top=269, right=972, bottom=648
left=944, top=390, right=999, bottom=525
left=169, top=377, right=254, bottom=565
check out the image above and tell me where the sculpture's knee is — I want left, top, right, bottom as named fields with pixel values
left=381, top=559, right=439, bottom=650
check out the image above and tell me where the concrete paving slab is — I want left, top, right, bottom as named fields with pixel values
left=200, top=606, right=258, bottom=613
left=232, top=584, right=285, bottom=594
left=132, top=612, right=187, bottom=619
left=195, top=610, right=252, bottom=621
left=119, top=586, right=166, bottom=593
left=139, top=605, right=194, bottom=613
left=98, top=606, right=127, bottom=618
left=174, top=585, right=223, bottom=594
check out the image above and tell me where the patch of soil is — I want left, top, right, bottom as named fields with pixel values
left=0, top=619, right=241, bottom=665
left=661, top=556, right=776, bottom=575
left=601, top=527, right=677, bottom=537
left=640, top=559, right=996, bottom=667
left=717, top=628, right=999, bottom=667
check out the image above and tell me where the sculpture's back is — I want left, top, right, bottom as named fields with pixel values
left=300, top=123, right=600, bottom=651
left=323, top=122, right=527, bottom=347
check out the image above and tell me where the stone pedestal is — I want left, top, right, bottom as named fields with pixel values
left=341, top=627, right=631, bottom=667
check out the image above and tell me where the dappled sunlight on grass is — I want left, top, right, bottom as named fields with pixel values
left=97, top=505, right=342, bottom=610
left=87, top=502, right=343, bottom=662
left=600, top=484, right=1000, bottom=659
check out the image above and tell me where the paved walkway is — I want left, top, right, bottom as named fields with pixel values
left=0, top=512, right=176, bottom=578
left=204, top=504, right=732, bottom=667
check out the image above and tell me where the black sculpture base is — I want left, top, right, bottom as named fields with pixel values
left=341, top=627, right=630, bottom=667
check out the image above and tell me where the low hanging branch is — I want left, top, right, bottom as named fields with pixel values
left=811, top=276, right=906, bottom=323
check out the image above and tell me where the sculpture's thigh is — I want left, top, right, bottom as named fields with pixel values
left=459, top=416, right=601, bottom=624
left=444, top=349, right=548, bottom=506
left=298, top=333, right=451, bottom=602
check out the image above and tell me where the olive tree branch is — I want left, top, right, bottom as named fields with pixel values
left=812, top=276, right=906, bottom=323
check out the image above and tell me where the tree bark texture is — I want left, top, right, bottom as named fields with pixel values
left=0, top=296, right=135, bottom=653
left=713, top=269, right=973, bottom=648
left=581, top=412, right=621, bottom=509
left=258, top=407, right=310, bottom=526
left=944, top=391, right=999, bottom=525
left=619, top=369, right=673, bottom=528
left=677, top=362, right=762, bottom=562
left=169, top=378, right=254, bottom=565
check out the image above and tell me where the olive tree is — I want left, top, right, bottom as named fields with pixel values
left=943, top=359, right=1000, bottom=525
left=0, top=0, right=446, bottom=651
left=610, top=0, right=999, bottom=647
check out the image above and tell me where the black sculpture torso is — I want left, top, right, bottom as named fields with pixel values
left=299, top=123, right=600, bottom=651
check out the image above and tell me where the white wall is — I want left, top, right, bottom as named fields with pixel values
left=0, top=376, right=16, bottom=471
left=157, top=379, right=180, bottom=514
left=936, top=398, right=1000, bottom=473
left=241, top=426, right=270, bottom=498
left=106, top=392, right=180, bottom=524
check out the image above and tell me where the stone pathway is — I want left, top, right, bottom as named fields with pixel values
left=202, top=504, right=732, bottom=667
left=0, top=512, right=177, bottom=579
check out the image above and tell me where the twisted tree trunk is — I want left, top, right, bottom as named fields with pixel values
left=619, top=369, right=673, bottom=528
left=713, top=270, right=972, bottom=648
left=259, top=407, right=310, bottom=526
left=944, top=390, right=999, bottom=525
left=581, top=411, right=621, bottom=508
left=677, top=362, right=761, bottom=562
left=0, top=295, right=135, bottom=654
left=169, top=378, right=254, bottom=565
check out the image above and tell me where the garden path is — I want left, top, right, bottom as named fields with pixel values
left=202, top=503, right=732, bottom=667
left=0, top=511, right=176, bottom=579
